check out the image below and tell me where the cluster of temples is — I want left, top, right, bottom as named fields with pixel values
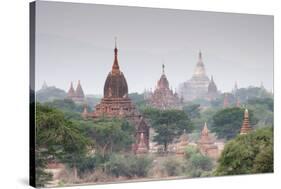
left=66, top=80, right=85, bottom=103
left=77, top=40, right=253, bottom=157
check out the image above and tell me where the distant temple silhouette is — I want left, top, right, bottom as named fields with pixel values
left=179, top=51, right=220, bottom=101
left=66, top=80, right=85, bottom=103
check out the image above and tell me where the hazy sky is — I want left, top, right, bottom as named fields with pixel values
left=35, top=1, right=273, bottom=95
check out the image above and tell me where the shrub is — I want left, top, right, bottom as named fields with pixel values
left=163, top=157, right=183, bottom=176
left=106, top=154, right=153, bottom=178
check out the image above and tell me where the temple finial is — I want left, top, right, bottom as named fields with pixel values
left=112, top=37, right=120, bottom=73
left=162, top=64, right=165, bottom=74
left=114, top=36, right=117, bottom=48
left=199, top=50, right=202, bottom=60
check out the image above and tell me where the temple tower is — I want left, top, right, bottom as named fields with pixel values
left=197, top=122, right=218, bottom=159
left=148, top=64, right=182, bottom=110
left=240, top=109, right=252, bottom=135
left=67, top=82, right=76, bottom=99
left=179, top=51, right=211, bottom=101
left=207, top=75, right=219, bottom=100
left=84, top=39, right=149, bottom=153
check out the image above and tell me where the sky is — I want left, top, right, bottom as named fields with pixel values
left=35, top=1, right=274, bottom=95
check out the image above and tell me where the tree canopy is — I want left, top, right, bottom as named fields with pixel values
left=211, top=107, right=258, bottom=140
left=35, top=103, right=90, bottom=186
left=215, top=127, right=273, bottom=175
left=148, top=109, right=194, bottom=152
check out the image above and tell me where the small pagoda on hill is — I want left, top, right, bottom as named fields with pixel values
left=83, top=39, right=149, bottom=154
left=148, top=64, right=182, bottom=110
left=197, top=122, right=218, bottom=159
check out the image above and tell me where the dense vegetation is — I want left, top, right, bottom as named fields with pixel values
left=35, top=86, right=273, bottom=187
left=215, top=127, right=273, bottom=175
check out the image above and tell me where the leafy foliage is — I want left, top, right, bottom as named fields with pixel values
left=106, top=154, right=153, bottom=178
left=150, top=109, right=193, bottom=152
left=215, top=127, right=273, bottom=175
left=211, top=107, right=258, bottom=140
left=85, top=118, right=135, bottom=157
left=35, top=103, right=90, bottom=186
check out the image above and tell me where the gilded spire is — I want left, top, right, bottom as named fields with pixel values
left=112, top=37, right=120, bottom=74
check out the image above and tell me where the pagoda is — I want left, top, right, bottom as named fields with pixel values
left=67, top=80, right=85, bottom=103
left=197, top=122, right=218, bottom=159
left=207, top=75, right=219, bottom=100
left=179, top=51, right=212, bottom=101
left=84, top=39, right=149, bottom=153
left=240, top=109, right=252, bottom=135
left=148, top=64, right=182, bottom=110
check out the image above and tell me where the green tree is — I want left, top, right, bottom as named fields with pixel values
left=86, top=118, right=134, bottom=157
left=35, top=103, right=90, bottom=186
left=215, top=127, right=273, bottom=176
left=152, top=110, right=193, bottom=152
left=182, top=104, right=201, bottom=119
left=211, top=107, right=258, bottom=140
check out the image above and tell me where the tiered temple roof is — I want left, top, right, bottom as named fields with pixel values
left=83, top=40, right=149, bottom=153
left=179, top=51, right=219, bottom=101
left=148, top=64, right=182, bottom=110
left=197, top=122, right=218, bottom=159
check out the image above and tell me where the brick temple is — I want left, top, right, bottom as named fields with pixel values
left=197, top=122, right=219, bottom=159
left=148, top=64, right=182, bottom=110
left=83, top=40, right=149, bottom=154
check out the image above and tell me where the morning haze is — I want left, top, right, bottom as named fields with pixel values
left=35, top=1, right=273, bottom=95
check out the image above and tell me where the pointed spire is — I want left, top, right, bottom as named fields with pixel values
left=136, top=132, right=148, bottom=154
left=199, top=50, right=202, bottom=61
left=162, top=64, right=165, bottom=75
left=112, top=37, right=120, bottom=74
left=202, top=122, right=209, bottom=136
left=75, top=80, right=85, bottom=98
left=67, top=81, right=75, bottom=97
left=211, top=75, right=214, bottom=82
left=240, top=109, right=252, bottom=135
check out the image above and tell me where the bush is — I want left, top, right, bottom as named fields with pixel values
left=106, top=154, right=153, bottom=178
left=163, top=157, right=182, bottom=176
left=190, top=154, right=213, bottom=171
left=184, top=146, right=199, bottom=160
